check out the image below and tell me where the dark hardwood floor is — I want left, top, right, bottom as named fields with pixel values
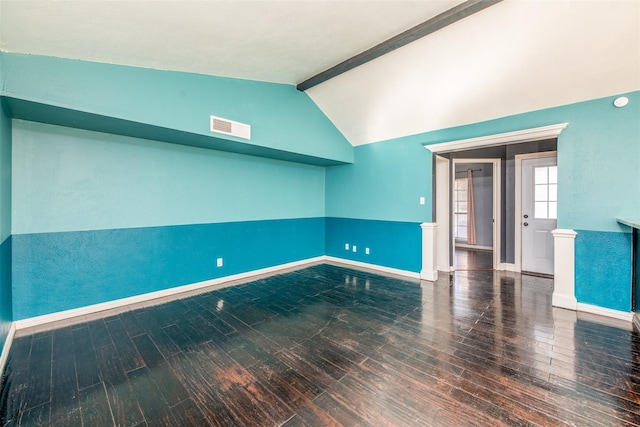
left=455, top=247, right=493, bottom=271
left=2, top=263, right=640, bottom=426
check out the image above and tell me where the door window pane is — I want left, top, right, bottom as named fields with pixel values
left=535, top=185, right=548, bottom=201
left=454, top=178, right=468, bottom=240
left=535, top=167, right=548, bottom=184
left=533, top=166, right=557, bottom=219
left=548, top=184, right=557, bottom=202
left=535, top=202, right=548, bottom=219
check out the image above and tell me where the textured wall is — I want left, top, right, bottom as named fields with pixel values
left=325, top=218, right=422, bottom=273
left=326, top=138, right=432, bottom=223
left=13, top=121, right=325, bottom=233
left=575, top=230, right=632, bottom=312
left=12, top=218, right=324, bottom=320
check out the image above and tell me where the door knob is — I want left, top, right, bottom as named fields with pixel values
left=523, top=222, right=529, bottom=227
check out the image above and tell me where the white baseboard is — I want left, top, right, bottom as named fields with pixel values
left=0, top=323, right=16, bottom=376
left=552, top=293, right=578, bottom=311
left=420, top=269, right=438, bottom=282
left=576, top=303, right=633, bottom=322
left=455, top=243, right=492, bottom=251
left=499, top=263, right=517, bottom=272
left=14, top=256, right=325, bottom=331
left=634, top=313, right=640, bottom=332
left=323, top=256, right=420, bottom=279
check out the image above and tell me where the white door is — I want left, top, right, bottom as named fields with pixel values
left=521, top=156, right=557, bottom=275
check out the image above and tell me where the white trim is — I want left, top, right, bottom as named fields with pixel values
left=424, top=123, right=568, bottom=154
left=577, top=303, right=634, bottom=322
left=435, top=155, right=450, bottom=272
left=553, top=293, right=578, bottom=311
left=552, top=229, right=579, bottom=239
left=14, top=256, right=325, bottom=330
left=324, top=256, right=421, bottom=279
left=552, top=229, right=578, bottom=310
left=420, top=223, right=438, bottom=281
left=0, top=323, right=16, bottom=377
left=499, top=263, right=516, bottom=272
left=515, top=151, right=557, bottom=272
left=634, top=313, right=640, bottom=331
left=452, top=158, right=501, bottom=271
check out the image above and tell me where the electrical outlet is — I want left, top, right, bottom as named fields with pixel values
left=217, top=258, right=223, bottom=267
left=352, top=245, right=357, bottom=252
left=345, top=243, right=349, bottom=250
left=365, top=247, right=370, bottom=255
left=420, top=196, right=425, bottom=205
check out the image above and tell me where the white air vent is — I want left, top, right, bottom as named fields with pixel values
left=210, top=115, right=251, bottom=140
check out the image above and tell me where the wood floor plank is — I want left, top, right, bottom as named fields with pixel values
left=95, top=343, right=145, bottom=427
left=168, top=398, right=208, bottom=426
left=52, top=327, right=75, bottom=361
left=19, top=402, right=50, bottom=427
left=87, top=318, right=114, bottom=349
left=166, top=353, right=243, bottom=427
left=312, top=391, right=370, bottom=426
left=79, top=382, right=114, bottom=427
left=50, top=354, right=81, bottom=426
left=71, top=326, right=101, bottom=390
left=104, top=317, right=146, bottom=373
left=126, top=367, right=172, bottom=426
left=24, top=336, right=52, bottom=410
left=133, top=310, right=182, bottom=358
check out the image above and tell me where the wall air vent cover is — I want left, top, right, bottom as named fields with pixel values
left=210, top=115, right=251, bottom=140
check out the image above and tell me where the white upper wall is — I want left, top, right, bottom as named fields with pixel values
left=307, top=0, right=640, bottom=145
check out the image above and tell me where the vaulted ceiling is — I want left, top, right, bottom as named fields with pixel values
left=1, top=0, right=638, bottom=146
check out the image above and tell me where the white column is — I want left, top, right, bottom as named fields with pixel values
left=552, top=229, right=578, bottom=310
left=421, top=223, right=438, bottom=281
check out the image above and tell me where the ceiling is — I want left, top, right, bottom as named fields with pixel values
left=1, top=0, right=639, bottom=146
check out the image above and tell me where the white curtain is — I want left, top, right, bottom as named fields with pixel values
left=467, top=169, right=477, bottom=245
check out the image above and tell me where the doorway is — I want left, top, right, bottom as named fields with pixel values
left=515, top=152, right=557, bottom=276
left=428, top=123, right=567, bottom=277
left=452, top=160, right=498, bottom=271
left=444, top=158, right=501, bottom=271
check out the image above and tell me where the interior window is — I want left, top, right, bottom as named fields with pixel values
left=454, top=178, right=468, bottom=240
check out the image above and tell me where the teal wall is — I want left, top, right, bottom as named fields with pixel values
left=327, top=91, right=640, bottom=310
left=12, top=121, right=325, bottom=234
left=0, top=53, right=353, bottom=165
left=324, top=141, right=431, bottom=274
left=325, top=218, right=422, bottom=272
left=326, top=139, right=432, bottom=222
left=13, top=218, right=325, bottom=319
